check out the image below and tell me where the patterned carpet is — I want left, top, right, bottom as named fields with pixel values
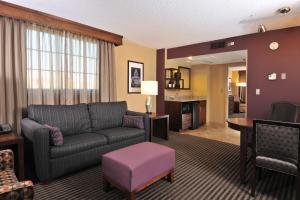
left=34, top=133, right=296, bottom=200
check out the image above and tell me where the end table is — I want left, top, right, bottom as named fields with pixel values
left=0, top=133, right=24, bottom=180
left=148, top=113, right=169, bottom=141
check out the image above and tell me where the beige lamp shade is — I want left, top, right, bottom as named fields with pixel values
left=236, top=82, right=247, bottom=87
left=141, top=81, right=158, bottom=95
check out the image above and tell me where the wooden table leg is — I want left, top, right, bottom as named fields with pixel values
left=17, top=139, right=25, bottom=181
left=127, top=192, right=136, bottom=200
left=166, top=116, right=169, bottom=140
left=168, top=169, right=174, bottom=183
left=150, top=119, right=153, bottom=142
left=103, top=177, right=111, bottom=192
left=240, top=128, right=248, bottom=184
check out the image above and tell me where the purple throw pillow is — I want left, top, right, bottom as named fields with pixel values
left=122, top=115, right=144, bottom=129
left=44, top=124, right=64, bottom=146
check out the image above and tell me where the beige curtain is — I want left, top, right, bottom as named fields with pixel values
left=100, top=41, right=116, bottom=102
left=0, top=17, right=27, bottom=134
left=26, top=25, right=101, bottom=105
left=0, top=20, right=116, bottom=132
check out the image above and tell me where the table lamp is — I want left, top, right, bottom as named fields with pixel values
left=141, top=81, right=158, bottom=114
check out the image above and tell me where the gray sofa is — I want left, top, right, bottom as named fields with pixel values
left=21, top=101, right=149, bottom=181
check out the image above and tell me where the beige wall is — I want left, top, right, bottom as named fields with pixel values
left=191, top=65, right=209, bottom=97
left=191, top=64, right=227, bottom=125
left=230, top=71, right=239, bottom=97
left=115, top=39, right=156, bottom=112
left=207, top=64, right=228, bottom=126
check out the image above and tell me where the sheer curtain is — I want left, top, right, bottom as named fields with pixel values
left=0, top=17, right=27, bottom=134
left=26, top=25, right=101, bottom=105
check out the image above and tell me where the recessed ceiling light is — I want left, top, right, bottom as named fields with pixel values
left=188, top=56, right=193, bottom=60
left=278, top=6, right=291, bottom=14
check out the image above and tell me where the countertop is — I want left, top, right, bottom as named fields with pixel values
left=165, top=97, right=207, bottom=102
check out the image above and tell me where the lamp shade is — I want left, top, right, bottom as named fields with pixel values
left=141, top=81, right=158, bottom=95
left=236, top=82, right=247, bottom=87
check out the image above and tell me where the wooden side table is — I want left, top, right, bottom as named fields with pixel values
left=148, top=113, right=169, bottom=141
left=0, top=133, right=24, bottom=181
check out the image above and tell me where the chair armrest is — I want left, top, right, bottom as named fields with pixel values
left=21, top=118, right=51, bottom=181
left=126, top=111, right=150, bottom=141
left=0, top=180, right=34, bottom=199
left=0, top=150, right=14, bottom=171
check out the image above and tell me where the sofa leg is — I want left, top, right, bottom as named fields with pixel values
left=127, top=192, right=136, bottom=200
left=168, top=169, right=174, bottom=183
left=103, top=178, right=111, bottom=192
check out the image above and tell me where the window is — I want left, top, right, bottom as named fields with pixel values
left=26, top=28, right=99, bottom=90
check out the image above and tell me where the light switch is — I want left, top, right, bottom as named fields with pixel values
left=256, top=89, right=260, bottom=95
left=281, top=73, right=287, bottom=80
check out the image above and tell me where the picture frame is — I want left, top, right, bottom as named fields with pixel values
left=228, top=77, right=232, bottom=92
left=128, top=60, right=144, bottom=93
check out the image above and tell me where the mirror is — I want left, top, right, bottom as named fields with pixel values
left=178, top=66, right=191, bottom=89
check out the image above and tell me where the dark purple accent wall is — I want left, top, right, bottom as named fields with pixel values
left=156, top=49, right=165, bottom=114
left=163, top=26, right=300, bottom=119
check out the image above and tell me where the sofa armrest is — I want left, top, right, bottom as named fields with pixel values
left=21, top=118, right=51, bottom=181
left=126, top=111, right=150, bottom=141
left=0, top=180, right=34, bottom=199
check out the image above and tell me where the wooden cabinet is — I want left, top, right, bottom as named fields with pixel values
left=165, top=100, right=206, bottom=132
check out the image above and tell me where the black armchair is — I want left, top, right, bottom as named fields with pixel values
left=251, top=119, right=300, bottom=198
left=269, top=101, right=299, bottom=122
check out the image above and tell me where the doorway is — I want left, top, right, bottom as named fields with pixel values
left=164, top=50, right=247, bottom=145
left=228, top=66, right=247, bottom=119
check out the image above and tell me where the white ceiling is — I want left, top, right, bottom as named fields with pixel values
left=4, top=0, right=300, bottom=49
left=171, top=50, right=247, bottom=65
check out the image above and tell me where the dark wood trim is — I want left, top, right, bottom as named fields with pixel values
left=0, top=1, right=123, bottom=45
left=127, top=60, right=144, bottom=94
left=156, top=49, right=165, bottom=114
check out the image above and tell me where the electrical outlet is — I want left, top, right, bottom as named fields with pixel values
left=281, top=73, right=287, bottom=80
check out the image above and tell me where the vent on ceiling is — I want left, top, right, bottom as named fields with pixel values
left=210, top=41, right=226, bottom=49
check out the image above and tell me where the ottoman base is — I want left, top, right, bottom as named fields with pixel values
left=103, top=169, right=174, bottom=200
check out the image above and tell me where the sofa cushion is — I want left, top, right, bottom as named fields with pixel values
left=28, top=104, right=91, bottom=136
left=122, top=115, right=144, bottom=129
left=50, top=133, right=107, bottom=159
left=89, top=101, right=127, bottom=131
left=97, top=127, right=145, bottom=144
left=44, top=124, right=64, bottom=146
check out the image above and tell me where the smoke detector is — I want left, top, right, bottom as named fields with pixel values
left=278, top=7, right=291, bottom=14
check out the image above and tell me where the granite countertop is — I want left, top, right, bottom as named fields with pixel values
left=165, top=96, right=207, bottom=102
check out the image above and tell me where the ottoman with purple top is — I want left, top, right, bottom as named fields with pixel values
left=102, top=142, right=175, bottom=200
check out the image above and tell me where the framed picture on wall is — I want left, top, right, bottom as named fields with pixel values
left=128, top=60, right=144, bottom=93
left=228, top=77, right=232, bottom=92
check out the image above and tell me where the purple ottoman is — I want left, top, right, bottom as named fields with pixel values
left=102, top=142, right=175, bottom=200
